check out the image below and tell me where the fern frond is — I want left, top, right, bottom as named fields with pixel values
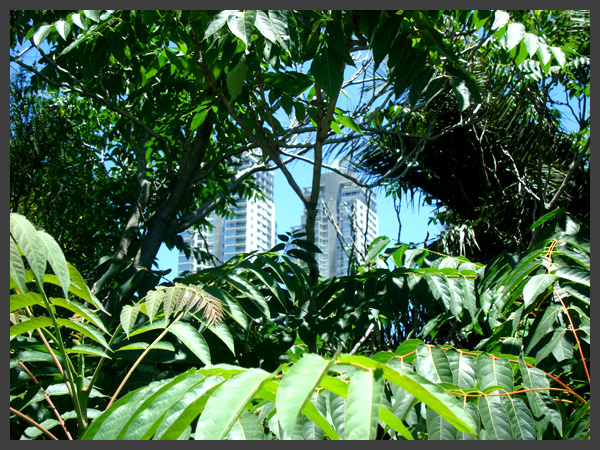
left=146, top=283, right=225, bottom=326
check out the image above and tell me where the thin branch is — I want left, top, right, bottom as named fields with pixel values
left=18, top=361, right=73, bottom=440
left=545, top=139, right=589, bottom=211
left=10, top=407, right=59, bottom=440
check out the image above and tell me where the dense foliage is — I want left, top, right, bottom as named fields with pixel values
left=10, top=9, right=589, bottom=440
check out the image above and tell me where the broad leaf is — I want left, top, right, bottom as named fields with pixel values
left=194, top=368, right=272, bottom=440
left=227, top=10, right=257, bottom=48
left=120, top=303, right=141, bottom=338
left=310, top=45, right=343, bottom=98
left=502, top=396, right=536, bottom=440
left=10, top=213, right=47, bottom=285
left=10, top=236, right=26, bottom=294
left=38, top=231, right=70, bottom=300
left=415, top=344, right=453, bottom=384
left=478, top=396, right=513, bottom=439
left=345, top=368, right=384, bottom=440
left=476, top=353, right=514, bottom=393
left=169, top=321, right=211, bottom=366
left=276, top=353, right=333, bottom=436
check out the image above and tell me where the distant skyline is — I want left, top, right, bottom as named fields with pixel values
left=156, top=161, right=443, bottom=281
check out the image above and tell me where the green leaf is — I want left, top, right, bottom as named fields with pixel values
left=56, top=318, right=109, bottom=349
left=194, top=368, right=273, bottom=440
left=81, top=380, right=171, bottom=439
left=190, top=108, right=210, bottom=131
left=10, top=317, right=53, bottom=337
left=337, top=115, right=364, bottom=136
left=491, top=11, right=510, bottom=31
left=445, top=348, right=477, bottom=390
left=32, top=23, right=52, bottom=47
left=522, top=273, right=556, bottom=308
left=83, top=10, right=100, bottom=23
left=225, top=410, right=265, bottom=440
left=49, top=297, right=108, bottom=334
left=224, top=273, right=270, bottom=319
left=154, top=376, right=225, bottom=440
left=67, top=344, right=112, bottom=359
left=310, top=45, right=344, bottom=98
left=54, top=19, right=71, bottom=40
left=502, top=396, right=536, bottom=440
left=10, top=292, right=43, bottom=312
left=38, top=230, right=70, bottom=300
left=337, top=354, right=477, bottom=435
left=169, top=321, right=211, bottom=366
left=505, top=22, right=525, bottom=51
left=10, top=213, right=47, bottom=285
left=523, top=33, right=539, bottom=57
left=426, top=406, right=458, bottom=440
left=415, top=344, right=453, bottom=384
left=10, top=237, right=26, bottom=294
left=554, top=266, right=589, bottom=287
left=518, top=359, right=562, bottom=434
left=116, top=341, right=174, bottom=352
left=204, top=321, right=236, bottom=356
left=226, top=59, right=248, bottom=101
left=144, top=289, right=164, bottom=324
left=476, top=353, right=514, bottom=393
left=204, top=10, right=234, bottom=39
left=276, top=353, right=333, bottom=436
left=71, top=13, right=87, bottom=30
left=523, top=303, right=562, bottom=356
left=227, top=10, right=257, bottom=48
left=120, top=303, right=141, bottom=338
left=478, top=396, right=513, bottom=439
left=550, top=46, right=566, bottom=68
left=345, top=368, right=384, bottom=440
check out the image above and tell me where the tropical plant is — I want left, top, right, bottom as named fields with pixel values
left=10, top=208, right=589, bottom=439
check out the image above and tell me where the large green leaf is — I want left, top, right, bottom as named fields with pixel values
left=10, top=317, right=53, bottom=337
left=225, top=410, right=266, bottom=440
left=276, top=353, right=333, bottom=436
left=445, top=348, right=477, bottom=390
left=522, top=274, right=556, bottom=308
left=476, top=353, right=514, bottom=394
left=554, top=266, right=589, bottom=287
left=10, top=213, right=47, bottom=285
left=225, top=272, right=270, bottom=319
left=81, top=374, right=189, bottom=439
left=310, top=45, right=344, bottom=98
left=116, top=372, right=207, bottom=440
left=169, top=321, right=211, bottom=366
left=426, top=406, right=458, bottom=440
left=227, top=10, right=257, bottom=48
left=478, top=396, right=513, bottom=439
left=415, top=344, right=453, bottom=384
left=204, top=10, right=234, bottom=39
left=502, top=396, right=536, bottom=440
left=37, top=230, right=70, bottom=300
left=337, top=354, right=477, bottom=436
left=194, top=368, right=272, bottom=440
left=226, top=59, right=248, bottom=101
left=120, top=303, right=141, bottom=338
left=10, top=236, right=26, bottom=294
left=518, top=359, right=562, bottom=434
left=49, top=297, right=108, bottom=335
left=345, top=368, right=384, bottom=440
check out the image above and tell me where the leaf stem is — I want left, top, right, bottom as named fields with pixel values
left=106, top=311, right=185, bottom=409
left=10, top=407, right=59, bottom=440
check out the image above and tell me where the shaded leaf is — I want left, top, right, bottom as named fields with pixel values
left=169, top=321, right=211, bottom=366
left=478, top=396, right=513, bottom=439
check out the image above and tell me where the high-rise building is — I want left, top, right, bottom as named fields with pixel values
left=299, top=170, right=378, bottom=278
left=177, top=155, right=276, bottom=275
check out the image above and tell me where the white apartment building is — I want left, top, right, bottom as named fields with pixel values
left=299, top=170, right=379, bottom=278
left=177, top=156, right=276, bottom=275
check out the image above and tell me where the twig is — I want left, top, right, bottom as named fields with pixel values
left=349, top=323, right=375, bottom=355
left=18, top=361, right=73, bottom=440
left=10, top=407, right=59, bottom=440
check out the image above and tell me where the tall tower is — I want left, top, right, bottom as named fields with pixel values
left=299, top=170, right=378, bottom=278
left=177, top=155, right=276, bottom=275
